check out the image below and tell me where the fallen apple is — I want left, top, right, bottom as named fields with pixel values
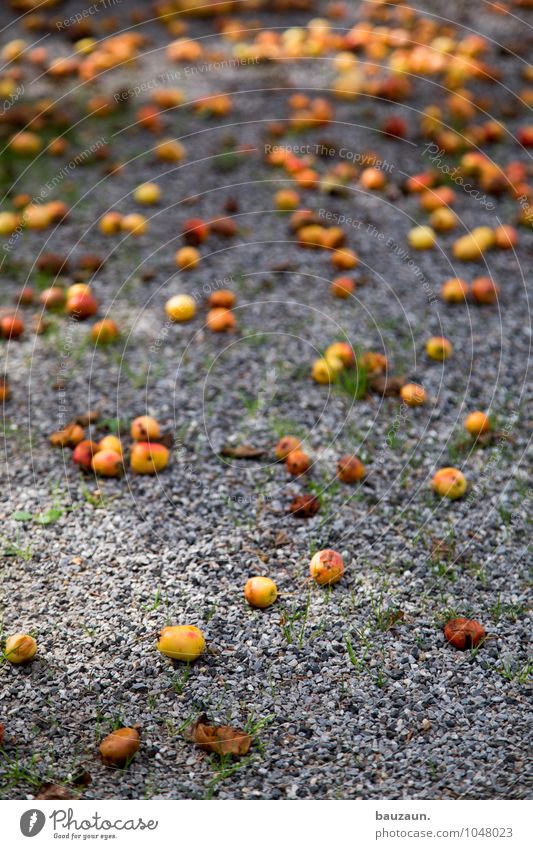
left=99, top=727, right=140, bottom=767
left=400, top=383, right=426, bottom=406
left=444, top=617, right=485, bottom=650
left=337, top=454, right=365, bottom=483
left=91, top=449, right=123, bottom=477
left=464, top=411, right=491, bottom=437
left=244, top=576, right=278, bottom=609
left=157, top=625, right=205, bottom=661
left=165, top=294, right=196, bottom=322
left=4, top=633, right=37, bottom=664
left=275, top=435, right=301, bottom=460
left=131, top=415, right=161, bottom=442
left=130, top=442, right=169, bottom=474
left=72, top=439, right=98, bottom=471
left=309, top=549, right=344, bottom=585
left=286, top=449, right=311, bottom=476
left=426, top=336, right=453, bottom=361
left=432, top=467, right=467, bottom=499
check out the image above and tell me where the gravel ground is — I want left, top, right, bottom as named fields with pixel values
left=0, top=0, right=531, bottom=800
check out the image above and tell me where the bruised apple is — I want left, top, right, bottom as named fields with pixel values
left=337, top=455, right=365, bottom=483
left=309, top=549, right=345, bottom=585
left=444, top=618, right=485, bottom=650
left=131, top=415, right=161, bottom=441
left=286, top=449, right=310, bottom=476
left=157, top=625, right=205, bottom=661
left=91, top=449, right=123, bottom=477
left=275, top=435, right=301, bottom=460
left=72, top=440, right=98, bottom=471
left=426, top=336, right=452, bottom=361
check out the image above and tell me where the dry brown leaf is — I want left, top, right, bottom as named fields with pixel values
left=274, top=530, right=290, bottom=546
left=386, top=609, right=404, bottom=628
left=72, top=769, right=92, bottom=787
left=37, top=252, right=69, bottom=275
left=0, top=722, right=4, bottom=746
left=370, top=375, right=405, bottom=397
left=189, top=714, right=252, bottom=757
left=35, top=783, right=78, bottom=800
left=77, top=253, right=104, bottom=272
left=75, top=410, right=100, bottom=427
left=158, top=432, right=176, bottom=449
left=220, top=444, right=265, bottom=459
left=289, top=493, right=320, bottom=518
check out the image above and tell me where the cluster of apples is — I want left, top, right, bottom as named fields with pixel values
left=310, top=342, right=428, bottom=409
left=39, top=282, right=99, bottom=321
left=0, top=196, right=68, bottom=236
left=277, top=202, right=359, bottom=271
left=274, top=432, right=366, bottom=486
left=441, top=275, right=499, bottom=306
left=405, top=180, right=521, bottom=255
left=1, top=282, right=104, bottom=344
left=0, top=281, right=121, bottom=356
left=431, top=411, right=492, bottom=499
left=50, top=415, right=170, bottom=478
left=311, top=340, right=357, bottom=385
left=165, top=287, right=237, bottom=333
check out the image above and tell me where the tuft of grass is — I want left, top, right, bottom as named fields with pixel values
left=345, top=634, right=369, bottom=673
left=370, top=591, right=403, bottom=632
left=489, top=595, right=526, bottom=623
left=1, top=534, right=32, bottom=561
left=335, top=365, right=368, bottom=400
left=280, top=589, right=311, bottom=648
left=0, top=750, right=43, bottom=792
left=498, top=660, right=532, bottom=685
left=140, top=587, right=162, bottom=613
left=172, top=665, right=191, bottom=695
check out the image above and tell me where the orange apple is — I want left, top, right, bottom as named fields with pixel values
left=244, top=576, right=278, bottom=609
left=157, top=625, right=205, bottom=661
left=309, top=549, right=345, bottom=585
left=464, top=411, right=491, bottom=437
left=432, top=467, right=467, bottom=499
left=130, top=442, right=169, bottom=474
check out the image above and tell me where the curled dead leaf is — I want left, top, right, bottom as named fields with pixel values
left=289, top=493, right=320, bottom=518
left=370, top=375, right=405, bottom=397
left=35, top=783, right=78, bottom=800
left=158, top=432, right=176, bottom=449
left=0, top=722, right=4, bottom=745
left=72, top=769, right=92, bottom=787
left=386, top=609, right=404, bottom=628
left=188, top=714, right=251, bottom=757
left=220, top=444, right=265, bottom=459
left=37, top=252, right=69, bottom=275
left=75, top=410, right=100, bottom=427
